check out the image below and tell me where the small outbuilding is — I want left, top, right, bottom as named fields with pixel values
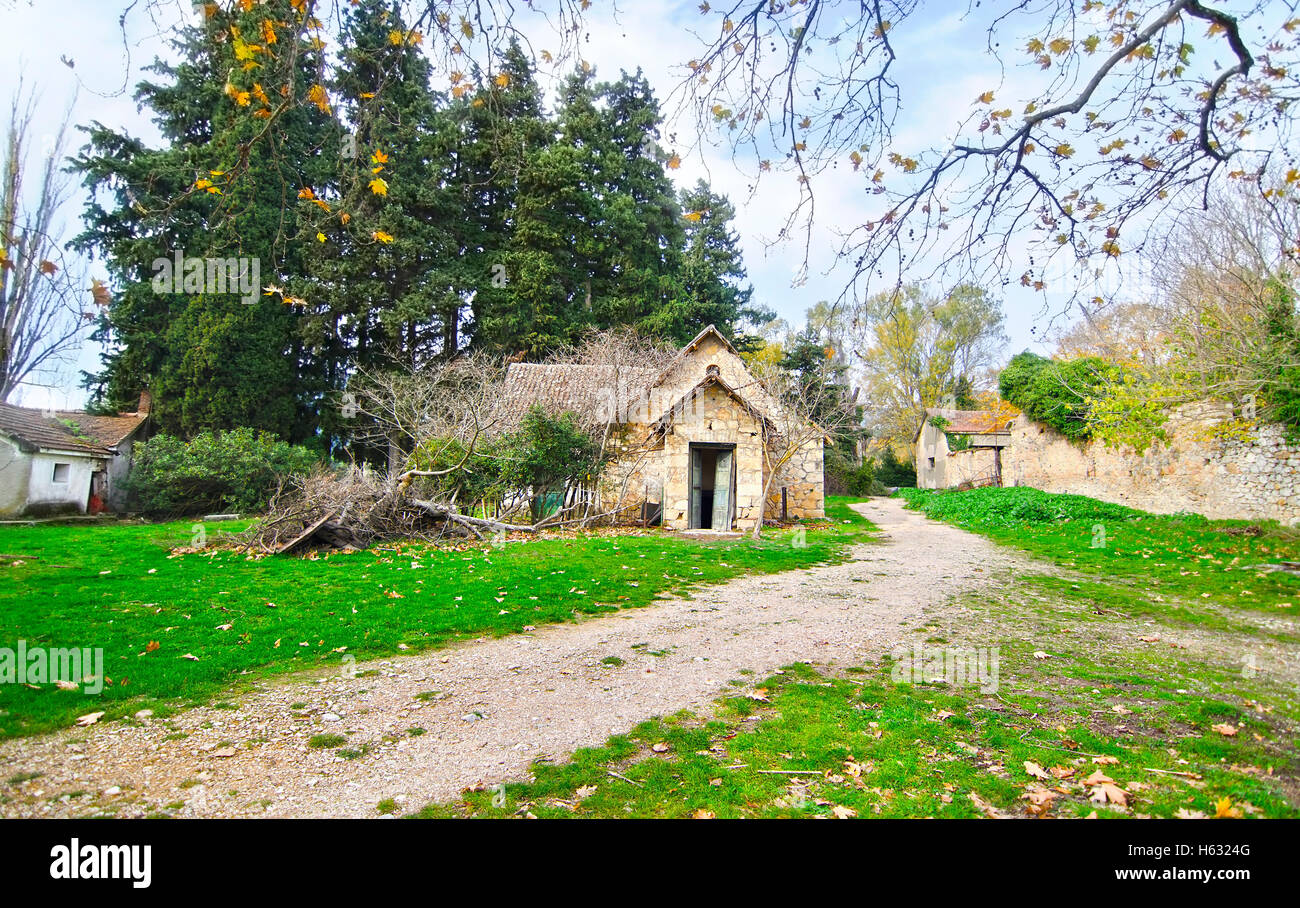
left=500, top=326, right=825, bottom=531
left=0, top=394, right=151, bottom=518
left=914, top=407, right=1014, bottom=490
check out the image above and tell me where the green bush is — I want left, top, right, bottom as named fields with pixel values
left=406, top=406, right=602, bottom=511
left=874, top=447, right=916, bottom=488
left=998, top=351, right=1113, bottom=441
left=839, top=459, right=878, bottom=496
left=126, top=428, right=320, bottom=515
left=898, top=486, right=1141, bottom=528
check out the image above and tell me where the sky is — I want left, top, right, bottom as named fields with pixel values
left=0, top=0, right=1105, bottom=409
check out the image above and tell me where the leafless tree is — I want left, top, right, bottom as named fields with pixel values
left=675, top=0, right=1292, bottom=305
left=746, top=356, right=861, bottom=540
left=346, top=351, right=510, bottom=479
left=0, top=85, right=93, bottom=402
left=1144, top=175, right=1299, bottom=410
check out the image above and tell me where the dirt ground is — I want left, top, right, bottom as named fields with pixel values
left=0, top=498, right=1038, bottom=818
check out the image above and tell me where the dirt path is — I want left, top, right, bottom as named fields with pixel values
left=0, top=499, right=1038, bottom=818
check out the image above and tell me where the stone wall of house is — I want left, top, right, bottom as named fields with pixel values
left=939, top=447, right=1002, bottom=489
left=597, top=424, right=663, bottom=522
left=597, top=329, right=826, bottom=529
left=767, top=438, right=826, bottom=519
left=1003, top=406, right=1300, bottom=525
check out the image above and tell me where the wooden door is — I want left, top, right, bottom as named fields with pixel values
left=711, top=449, right=733, bottom=530
left=689, top=447, right=703, bottom=529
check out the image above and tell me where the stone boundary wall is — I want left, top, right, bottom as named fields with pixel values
left=1002, top=405, right=1300, bottom=526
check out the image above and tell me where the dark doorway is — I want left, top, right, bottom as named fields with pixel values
left=689, top=444, right=736, bottom=530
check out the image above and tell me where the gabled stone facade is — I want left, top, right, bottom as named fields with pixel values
left=503, top=326, right=825, bottom=531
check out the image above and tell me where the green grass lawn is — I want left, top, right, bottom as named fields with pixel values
left=0, top=498, right=875, bottom=739
left=415, top=488, right=1300, bottom=819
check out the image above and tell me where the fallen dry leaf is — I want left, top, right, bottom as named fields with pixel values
left=1024, top=760, right=1051, bottom=781
left=1211, top=723, right=1238, bottom=737
left=76, top=711, right=104, bottom=727
left=1090, top=782, right=1129, bottom=806
left=1024, top=785, right=1056, bottom=817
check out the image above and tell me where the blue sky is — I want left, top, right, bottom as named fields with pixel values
left=1, top=0, right=1087, bottom=409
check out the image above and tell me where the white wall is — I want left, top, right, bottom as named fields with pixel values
left=23, top=451, right=99, bottom=514
left=0, top=437, right=32, bottom=516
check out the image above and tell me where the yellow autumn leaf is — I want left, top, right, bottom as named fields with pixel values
left=307, top=84, right=330, bottom=113
left=261, top=20, right=277, bottom=45
left=316, top=232, right=326, bottom=243
left=369, top=177, right=389, bottom=196
left=371, top=150, right=389, bottom=165
left=1054, top=143, right=1075, bottom=157
left=372, top=230, right=394, bottom=244
left=495, top=73, right=510, bottom=88
left=666, top=153, right=681, bottom=170
left=976, top=90, right=994, bottom=104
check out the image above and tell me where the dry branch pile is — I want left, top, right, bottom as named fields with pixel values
left=237, top=466, right=616, bottom=554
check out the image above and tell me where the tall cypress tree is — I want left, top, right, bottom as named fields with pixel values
left=303, top=0, right=460, bottom=378
left=454, top=40, right=552, bottom=354
left=74, top=0, right=336, bottom=441
left=646, top=178, right=766, bottom=345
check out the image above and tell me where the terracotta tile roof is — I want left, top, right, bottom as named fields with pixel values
left=500, top=363, right=657, bottom=425
left=0, top=403, right=115, bottom=456
left=923, top=407, right=1014, bottom=436
left=55, top=411, right=148, bottom=448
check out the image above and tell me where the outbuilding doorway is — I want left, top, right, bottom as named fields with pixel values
left=688, top=443, right=736, bottom=530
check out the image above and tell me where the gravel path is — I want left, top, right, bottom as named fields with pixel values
left=0, top=498, right=1037, bottom=818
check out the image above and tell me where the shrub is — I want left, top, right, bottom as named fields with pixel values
left=898, top=486, right=1141, bottom=528
left=405, top=406, right=602, bottom=513
left=126, top=428, right=320, bottom=515
left=839, top=459, right=878, bottom=496
left=998, top=351, right=1114, bottom=441
left=874, top=447, right=916, bottom=488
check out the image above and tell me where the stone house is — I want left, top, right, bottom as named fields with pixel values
left=500, top=326, right=825, bottom=531
left=914, top=407, right=1014, bottom=490
left=0, top=394, right=151, bottom=518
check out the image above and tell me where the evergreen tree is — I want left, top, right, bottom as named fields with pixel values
left=452, top=40, right=551, bottom=354
left=74, top=1, right=335, bottom=442
left=646, top=179, right=765, bottom=344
